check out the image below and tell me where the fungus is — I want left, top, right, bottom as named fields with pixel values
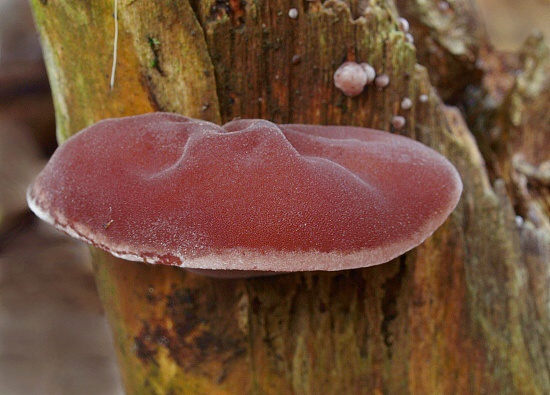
left=419, top=94, right=429, bottom=103
left=374, top=73, right=390, bottom=89
left=360, top=63, right=376, bottom=84
left=288, top=8, right=298, bottom=19
left=401, top=97, right=412, bottom=110
left=392, top=115, right=406, bottom=129
left=398, top=17, right=409, bottom=33
left=515, top=215, right=524, bottom=228
left=334, top=61, right=368, bottom=97
left=27, top=113, right=462, bottom=278
left=438, top=1, right=450, bottom=12
left=291, top=54, right=301, bottom=65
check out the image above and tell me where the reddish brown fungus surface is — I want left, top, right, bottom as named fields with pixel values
left=28, top=113, right=462, bottom=275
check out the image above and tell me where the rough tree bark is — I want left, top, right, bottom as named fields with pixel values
left=30, top=0, right=549, bottom=394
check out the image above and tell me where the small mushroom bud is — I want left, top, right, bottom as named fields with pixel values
left=288, top=8, right=298, bottom=19
left=515, top=215, right=524, bottom=227
left=374, top=73, right=390, bottom=89
left=419, top=94, right=429, bottom=103
left=398, top=17, right=409, bottom=33
left=401, top=97, right=412, bottom=110
left=360, top=63, right=376, bottom=84
left=334, top=61, right=369, bottom=97
left=438, top=1, right=450, bottom=11
left=392, top=115, right=406, bottom=129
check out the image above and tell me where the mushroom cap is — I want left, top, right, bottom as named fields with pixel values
left=27, top=113, right=462, bottom=276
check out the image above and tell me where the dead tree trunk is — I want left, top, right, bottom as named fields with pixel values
left=30, top=0, right=550, bottom=393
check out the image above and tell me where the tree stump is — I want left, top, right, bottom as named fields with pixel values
left=30, top=0, right=549, bottom=393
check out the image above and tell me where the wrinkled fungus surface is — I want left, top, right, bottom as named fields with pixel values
left=28, top=113, right=462, bottom=275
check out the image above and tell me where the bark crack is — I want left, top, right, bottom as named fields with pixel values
left=381, top=258, right=406, bottom=358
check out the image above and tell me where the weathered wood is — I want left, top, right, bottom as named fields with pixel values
left=395, top=0, right=484, bottom=100
left=30, top=0, right=549, bottom=393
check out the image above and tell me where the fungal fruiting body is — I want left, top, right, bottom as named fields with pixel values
left=391, top=115, right=406, bottom=129
left=401, top=97, right=412, bottom=110
left=334, top=61, right=369, bottom=97
left=374, top=73, right=390, bottom=89
left=438, top=1, right=450, bottom=11
left=288, top=8, right=298, bottom=19
left=360, top=63, right=376, bottom=84
left=28, top=113, right=462, bottom=277
left=398, top=17, right=410, bottom=33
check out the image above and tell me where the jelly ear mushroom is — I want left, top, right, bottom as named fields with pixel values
left=27, top=113, right=462, bottom=278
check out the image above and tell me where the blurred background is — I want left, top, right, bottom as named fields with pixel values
left=0, top=0, right=549, bottom=393
left=0, top=0, right=124, bottom=393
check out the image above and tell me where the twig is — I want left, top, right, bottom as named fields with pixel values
left=110, top=0, right=118, bottom=90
